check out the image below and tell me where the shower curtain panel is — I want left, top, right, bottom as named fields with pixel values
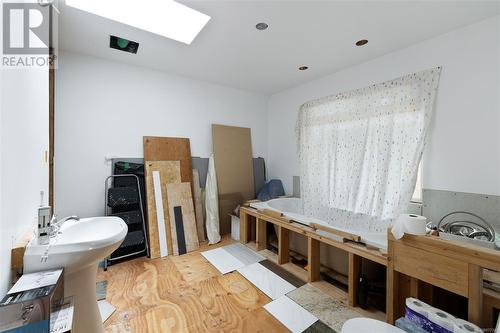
left=296, top=68, right=441, bottom=234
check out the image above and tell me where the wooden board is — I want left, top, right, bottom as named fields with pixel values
left=484, top=269, right=500, bottom=284
left=145, top=161, right=181, bottom=258
left=256, top=218, right=267, bottom=251
left=212, top=124, right=255, bottom=235
left=348, top=253, right=361, bottom=307
left=311, top=223, right=361, bottom=243
left=278, top=226, right=290, bottom=265
left=308, top=237, right=321, bottom=282
left=143, top=136, right=193, bottom=188
left=11, top=231, right=34, bottom=272
left=166, top=182, right=199, bottom=255
left=192, top=169, right=205, bottom=241
left=392, top=242, right=469, bottom=297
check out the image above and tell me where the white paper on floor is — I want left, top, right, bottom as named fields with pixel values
left=237, top=262, right=296, bottom=300
left=223, top=243, right=265, bottom=265
left=202, top=247, right=246, bottom=274
left=98, top=300, right=116, bottom=323
left=201, top=243, right=265, bottom=274
left=264, top=296, right=318, bottom=333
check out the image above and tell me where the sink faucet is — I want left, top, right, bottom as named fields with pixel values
left=50, top=215, right=80, bottom=236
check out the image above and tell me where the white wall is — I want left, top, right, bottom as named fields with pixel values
left=0, top=0, right=49, bottom=296
left=0, top=3, right=4, bottom=295
left=267, top=16, right=500, bottom=197
left=0, top=67, right=49, bottom=296
left=55, top=52, right=269, bottom=218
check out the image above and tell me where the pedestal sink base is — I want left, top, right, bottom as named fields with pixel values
left=65, top=264, right=103, bottom=333
left=23, top=217, right=127, bottom=333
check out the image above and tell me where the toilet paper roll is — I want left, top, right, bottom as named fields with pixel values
left=454, top=318, right=482, bottom=333
left=405, top=298, right=432, bottom=318
left=428, top=308, right=456, bottom=332
left=400, top=214, right=427, bottom=235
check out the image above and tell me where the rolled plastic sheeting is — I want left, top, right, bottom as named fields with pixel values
left=205, top=154, right=221, bottom=244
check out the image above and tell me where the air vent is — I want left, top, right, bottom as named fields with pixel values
left=110, top=35, right=139, bottom=54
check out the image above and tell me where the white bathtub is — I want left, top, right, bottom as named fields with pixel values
left=250, top=197, right=387, bottom=250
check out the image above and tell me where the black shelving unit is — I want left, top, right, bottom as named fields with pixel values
left=104, top=174, right=149, bottom=269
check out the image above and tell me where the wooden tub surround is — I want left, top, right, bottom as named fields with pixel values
left=239, top=206, right=388, bottom=315
left=387, top=231, right=500, bottom=327
left=240, top=206, right=500, bottom=328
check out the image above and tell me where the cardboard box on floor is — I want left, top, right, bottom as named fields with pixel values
left=212, top=124, right=255, bottom=235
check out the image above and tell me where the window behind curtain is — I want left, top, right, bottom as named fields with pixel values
left=296, top=68, right=441, bottom=233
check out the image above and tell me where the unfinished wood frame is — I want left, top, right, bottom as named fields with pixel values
left=49, top=66, right=54, bottom=208
left=239, top=210, right=251, bottom=243
left=256, top=218, right=267, bottom=251
left=467, top=264, right=483, bottom=325
left=239, top=206, right=387, bottom=322
left=307, top=238, right=321, bottom=282
left=386, top=231, right=500, bottom=327
left=48, top=4, right=55, bottom=209
left=240, top=206, right=500, bottom=327
left=348, top=253, right=361, bottom=307
left=484, top=289, right=500, bottom=327
left=239, top=207, right=387, bottom=267
left=278, top=226, right=290, bottom=265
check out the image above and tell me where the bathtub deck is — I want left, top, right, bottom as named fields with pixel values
left=240, top=207, right=387, bottom=265
left=239, top=206, right=389, bottom=319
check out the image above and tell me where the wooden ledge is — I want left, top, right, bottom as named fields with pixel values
left=11, top=230, right=34, bottom=271
left=311, top=223, right=361, bottom=243
left=240, top=206, right=388, bottom=266
left=389, top=232, right=500, bottom=272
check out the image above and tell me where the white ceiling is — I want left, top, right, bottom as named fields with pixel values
left=58, top=1, right=499, bottom=94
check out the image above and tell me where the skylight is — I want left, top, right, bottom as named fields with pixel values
left=65, top=0, right=210, bottom=45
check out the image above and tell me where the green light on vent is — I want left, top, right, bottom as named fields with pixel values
left=110, top=35, right=139, bottom=54
left=116, top=38, right=129, bottom=49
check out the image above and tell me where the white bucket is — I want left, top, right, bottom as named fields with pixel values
left=230, top=214, right=240, bottom=241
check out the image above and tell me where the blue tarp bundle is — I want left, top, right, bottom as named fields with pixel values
left=257, top=179, right=285, bottom=201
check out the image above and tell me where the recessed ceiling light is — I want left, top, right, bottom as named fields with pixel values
left=65, top=0, right=210, bottom=45
left=298, top=66, right=308, bottom=71
left=356, top=39, right=368, bottom=46
left=255, top=22, right=269, bottom=30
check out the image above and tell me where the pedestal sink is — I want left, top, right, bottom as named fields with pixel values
left=24, top=217, right=127, bottom=333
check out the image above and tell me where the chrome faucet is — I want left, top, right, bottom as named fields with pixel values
left=50, top=215, right=80, bottom=236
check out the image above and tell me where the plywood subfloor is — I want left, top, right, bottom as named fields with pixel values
left=98, top=237, right=289, bottom=333
left=98, top=237, right=385, bottom=332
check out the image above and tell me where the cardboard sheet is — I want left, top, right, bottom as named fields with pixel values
left=212, top=124, right=255, bottom=234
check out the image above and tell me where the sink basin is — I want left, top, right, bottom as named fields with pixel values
left=24, top=216, right=127, bottom=333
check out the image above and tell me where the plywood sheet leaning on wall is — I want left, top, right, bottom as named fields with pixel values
left=166, top=182, right=200, bottom=255
left=145, top=161, right=181, bottom=259
left=193, top=169, right=206, bottom=241
left=212, top=124, right=255, bottom=235
left=143, top=136, right=193, bottom=188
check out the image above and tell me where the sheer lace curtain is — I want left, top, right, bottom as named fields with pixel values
left=296, top=68, right=441, bottom=233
